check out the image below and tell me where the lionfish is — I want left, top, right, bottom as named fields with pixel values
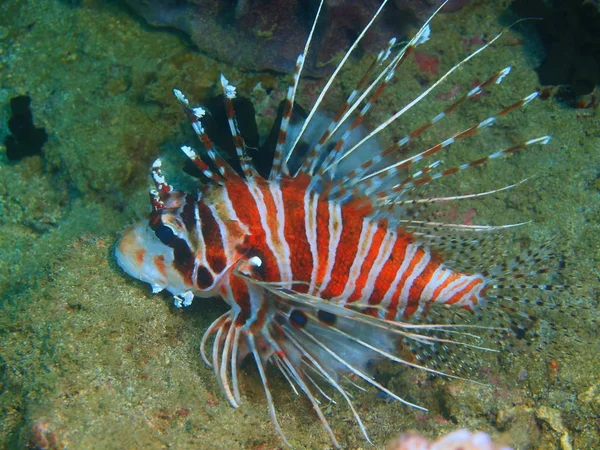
left=115, top=0, right=561, bottom=447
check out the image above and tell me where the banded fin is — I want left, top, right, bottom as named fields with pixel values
left=219, top=75, right=259, bottom=179
left=198, top=263, right=504, bottom=447
left=173, top=88, right=240, bottom=181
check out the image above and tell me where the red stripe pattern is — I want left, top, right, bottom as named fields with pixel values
left=169, top=174, right=486, bottom=324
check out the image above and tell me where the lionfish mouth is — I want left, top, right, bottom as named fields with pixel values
left=115, top=0, right=565, bottom=448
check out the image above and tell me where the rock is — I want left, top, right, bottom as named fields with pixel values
left=535, top=405, right=566, bottom=433
left=577, top=382, right=600, bottom=404
left=560, top=431, right=573, bottom=450
left=120, top=0, right=469, bottom=75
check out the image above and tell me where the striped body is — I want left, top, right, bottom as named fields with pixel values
left=178, top=176, right=487, bottom=324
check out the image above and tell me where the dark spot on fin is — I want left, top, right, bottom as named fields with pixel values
left=317, top=310, right=337, bottom=325
left=289, top=309, right=307, bottom=328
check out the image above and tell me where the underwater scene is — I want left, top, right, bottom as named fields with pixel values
left=0, top=0, right=598, bottom=449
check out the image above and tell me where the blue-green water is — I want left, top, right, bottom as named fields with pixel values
left=0, top=1, right=598, bottom=448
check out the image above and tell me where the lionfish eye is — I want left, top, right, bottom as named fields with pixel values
left=154, top=224, right=176, bottom=246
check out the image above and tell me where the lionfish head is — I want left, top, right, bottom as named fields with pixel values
left=116, top=160, right=202, bottom=303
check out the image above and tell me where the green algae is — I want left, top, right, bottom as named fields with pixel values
left=0, top=0, right=598, bottom=449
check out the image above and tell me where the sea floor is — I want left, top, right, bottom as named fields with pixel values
left=0, top=0, right=598, bottom=449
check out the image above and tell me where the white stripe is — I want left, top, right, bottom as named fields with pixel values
left=420, top=264, right=451, bottom=302
left=220, top=74, right=236, bottom=99
left=496, top=66, right=511, bottom=84
left=432, top=112, right=445, bottom=123
left=478, top=117, right=496, bottom=128
left=467, top=86, right=482, bottom=97
left=359, top=230, right=396, bottom=300
left=397, top=250, right=431, bottom=316
left=379, top=243, right=419, bottom=318
left=191, top=200, right=204, bottom=285
left=435, top=274, right=479, bottom=304
left=305, top=189, right=320, bottom=294
left=206, top=203, right=234, bottom=273
left=526, top=135, right=551, bottom=145
left=317, top=201, right=343, bottom=295
left=269, top=184, right=293, bottom=281
left=192, top=200, right=219, bottom=284
left=218, top=188, right=251, bottom=236
left=414, top=263, right=451, bottom=317
left=335, top=219, right=377, bottom=306
left=523, top=91, right=538, bottom=105
left=208, top=187, right=253, bottom=285
left=191, top=200, right=221, bottom=291
left=441, top=137, right=455, bottom=147
left=455, top=277, right=485, bottom=308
